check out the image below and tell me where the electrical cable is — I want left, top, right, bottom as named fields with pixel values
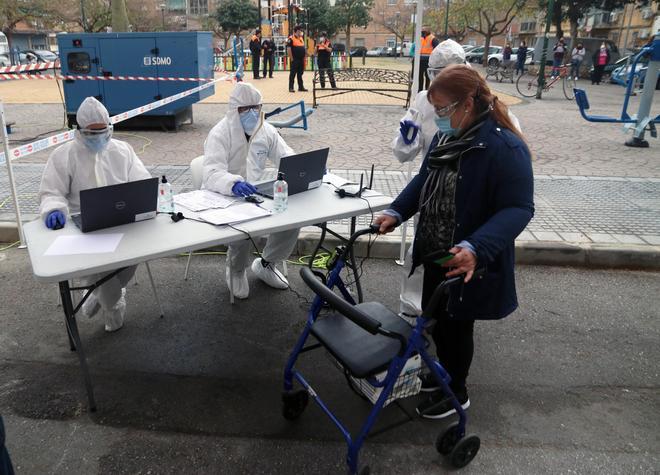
left=0, top=241, right=20, bottom=252
left=114, top=132, right=152, bottom=155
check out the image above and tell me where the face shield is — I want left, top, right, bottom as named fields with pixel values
left=77, top=124, right=113, bottom=153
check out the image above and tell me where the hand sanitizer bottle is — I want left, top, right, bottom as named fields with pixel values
left=273, top=172, right=288, bottom=213
left=158, top=175, right=175, bottom=213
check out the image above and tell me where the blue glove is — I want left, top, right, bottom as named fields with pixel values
left=400, top=120, right=419, bottom=145
left=45, top=210, right=66, bottom=230
left=232, top=181, right=258, bottom=197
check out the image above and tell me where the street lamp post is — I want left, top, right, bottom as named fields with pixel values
left=80, top=0, right=88, bottom=32
left=160, top=3, right=166, bottom=30
left=444, top=0, right=450, bottom=39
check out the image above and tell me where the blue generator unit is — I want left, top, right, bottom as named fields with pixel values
left=57, top=31, right=214, bottom=130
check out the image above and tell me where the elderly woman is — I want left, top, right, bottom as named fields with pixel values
left=375, top=65, right=534, bottom=419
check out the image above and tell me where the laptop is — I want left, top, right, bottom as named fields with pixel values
left=254, top=148, right=329, bottom=199
left=71, top=177, right=159, bottom=232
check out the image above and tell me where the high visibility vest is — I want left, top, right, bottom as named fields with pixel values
left=420, top=34, right=436, bottom=55
left=288, top=35, right=304, bottom=47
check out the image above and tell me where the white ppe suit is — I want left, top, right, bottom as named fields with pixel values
left=202, top=83, right=299, bottom=273
left=38, top=97, right=151, bottom=331
left=391, top=40, right=521, bottom=316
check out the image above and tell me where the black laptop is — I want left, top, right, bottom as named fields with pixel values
left=71, top=177, right=159, bottom=232
left=254, top=148, right=329, bottom=199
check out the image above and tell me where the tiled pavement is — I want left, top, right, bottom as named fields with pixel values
left=2, top=164, right=658, bottom=247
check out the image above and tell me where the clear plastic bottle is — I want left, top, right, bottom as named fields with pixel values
left=158, top=175, right=175, bottom=213
left=273, top=172, right=288, bottom=213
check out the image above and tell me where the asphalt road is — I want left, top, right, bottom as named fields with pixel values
left=0, top=248, right=658, bottom=474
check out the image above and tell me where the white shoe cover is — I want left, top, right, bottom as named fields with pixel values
left=226, top=266, right=250, bottom=299
left=104, top=288, right=126, bottom=332
left=251, top=258, right=289, bottom=290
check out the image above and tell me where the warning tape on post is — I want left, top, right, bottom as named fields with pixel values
left=0, top=72, right=234, bottom=165
left=0, top=61, right=60, bottom=74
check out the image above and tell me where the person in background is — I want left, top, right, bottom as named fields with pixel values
left=249, top=28, right=262, bottom=80
left=377, top=65, right=534, bottom=419
left=38, top=97, right=151, bottom=332
left=315, top=31, right=337, bottom=89
left=503, top=43, right=513, bottom=61
left=202, top=83, right=298, bottom=299
left=261, top=36, right=276, bottom=78
left=552, top=37, right=567, bottom=78
left=592, top=42, right=610, bottom=85
left=515, top=41, right=528, bottom=76
left=287, top=25, right=308, bottom=93
left=418, top=26, right=440, bottom=91
left=1, top=415, right=15, bottom=475
left=570, top=42, right=586, bottom=80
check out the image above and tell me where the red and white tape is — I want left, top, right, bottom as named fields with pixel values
left=0, top=72, right=235, bottom=164
left=0, top=61, right=59, bottom=74
left=0, top=73, right=221, bottom=82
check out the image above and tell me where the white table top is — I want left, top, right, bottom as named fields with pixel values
left=24, top=183, right=392, bottom=283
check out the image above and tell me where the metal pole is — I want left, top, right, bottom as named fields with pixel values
left=0, top=101, right=26, bottom=247
left=444, top=0, right=450, bottom=39
left=622, top=4, right=634, bottom=54
left=536, top=0, right=554, bottom=99
left=397, top=0, right=424, bottom=266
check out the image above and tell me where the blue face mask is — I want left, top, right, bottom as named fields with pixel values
left=434, top=116, right=457, bottom=137
left=80, top=130, right=111, bottom=153
left=239, top=109, right=260, bottom=134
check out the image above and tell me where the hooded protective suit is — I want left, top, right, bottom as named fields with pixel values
left=202, top=83, right=298, bottom=299
left=38, top=97, right=151, bottom=332
left=39, top=97, right=151, bottom=219
left=391, top=39, right=521, bottom=164
left=203, top=83, right=294, bottom=195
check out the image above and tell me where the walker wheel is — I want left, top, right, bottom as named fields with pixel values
left=282, top=389, right=309, bottom=420
left=449, top=434, right=480, bottom=468
left=436, top=422, right=461, bottom=455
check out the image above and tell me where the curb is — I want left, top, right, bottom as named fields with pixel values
left=1, top=223, right=658, bottom=270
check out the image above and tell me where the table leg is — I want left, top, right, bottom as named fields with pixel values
left=58, top=281, right=97, bottom=412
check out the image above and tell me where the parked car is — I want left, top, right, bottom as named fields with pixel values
left=0, top=54, right=9, bottom=67
left=22, top=49, right=58, bottom=63
left=366, top=47, right=388, bottom=57
left=386, top=46, right=402, bottom=57
left=488, top=47, right=534, bottom=66
left=530, top=37, right=620, bottom=68
left=333, top=43, right=346, bottom=53
left=349, top=46, right=368, bottom=57
left=608, top=54, right=659, bottom=89
left=465, top=46, right=502, bottom=63
left=462, top=45, right=477, bottom=53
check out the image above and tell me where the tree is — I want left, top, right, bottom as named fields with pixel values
left=425, top=4, right=473, bottom=42
left=459, top=0, right=529, bottom=65
left=302, top=0, right=338, bottom=38
left=215, top=0, right=259, bottom=39
left=0, top=0, right=51, bottom=52
left=202, top=16, right=232, bottom=49
left=377, top=1, right=413, bottom=54
left=126, top=0, right=161, bottom=32
left=49, top=0, right=111, bottom=33
left=334, top=0, right=374, bottom=67
left=111, top=0, right=129, bottom=31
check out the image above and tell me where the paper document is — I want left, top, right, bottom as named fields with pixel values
left=173, top=190, right=235, bottom=212
left=198, top=203, right=271, bottom=226
left=44, top=233, right=124, bottom=256
left=323, top=173, right=356, bottom=189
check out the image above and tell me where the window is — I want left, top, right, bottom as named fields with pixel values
left=387, top=0, right=397, bottom=5
left=67, top=52, right=91, bottom=74
left=386, top=38, right=396, bottom=48
left=520, top=21, right=536, bottom=32
left=167, top=0, right=186, bottom=12
left=354, top=38, right=365, bottom=46
left=189, top=0, right=208, bottom=15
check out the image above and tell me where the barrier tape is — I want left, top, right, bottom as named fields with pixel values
left=0, top=73, right=223, bottom=82
left=0, top=61, right=59, bottom=74
left=0, top=72, right=233, bottom=165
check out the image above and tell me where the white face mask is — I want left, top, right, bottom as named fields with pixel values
left=319, top=37, right=325, bottom=42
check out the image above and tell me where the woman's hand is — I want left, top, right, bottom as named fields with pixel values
left=374, top=214, right=398, bottom=234
left=442, top=246, right=477, bottom=282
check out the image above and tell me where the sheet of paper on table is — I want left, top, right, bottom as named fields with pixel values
left=44, top=233, right=124, bottom=256
left=197, top=203, right=271, bottom=226
left=323, top=173, right=356, bottom=189
left=173, top=190, right=236, bottom=212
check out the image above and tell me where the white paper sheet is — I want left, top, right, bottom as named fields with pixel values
left=323, top=173, right=356, bottom=189
left=44, top=233, right=124, bottom=256
left=197, top=203, right=271, bottom=226
left=173, top=190, right=236, bottom=212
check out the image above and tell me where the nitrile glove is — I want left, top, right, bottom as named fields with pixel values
left=232, top=181, right=258, bottom=197
left=45, top=210, right=66, bottom=230
left=400, top=120, right=419, bottom=145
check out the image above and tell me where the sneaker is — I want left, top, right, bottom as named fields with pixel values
left=104, top=288, right=126, bottom=332
left=289, top=89, right=295, bottom=93
left=299, top=88, right=309, bottom=92
left=226, top=266, right=249, bottom=299
left=416, top=389, right=470, bottom=420
left=419, top=372, right=441, bottom=393
left=251, top=258, right=289, bottom=290
left=81, top=290, right=100, bottom=319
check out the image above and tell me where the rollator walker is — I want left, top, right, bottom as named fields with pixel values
left=282, top=225, right=481, bottom=474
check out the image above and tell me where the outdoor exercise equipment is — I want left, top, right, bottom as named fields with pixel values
left=574, top=33, right=659, bottom=148
left=264, top=100, right=314, bottom=130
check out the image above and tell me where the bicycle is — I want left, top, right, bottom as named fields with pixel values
left=486, top=59, right=515, bottom=84
left=516, top=63, right=576, bottom=100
